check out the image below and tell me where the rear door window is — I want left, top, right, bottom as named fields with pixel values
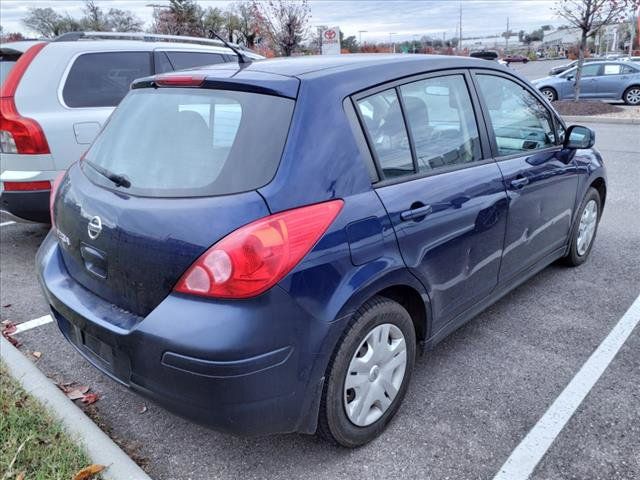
left=164, top=51, right=226, bottom=70
left=356, top=88, right=414, bottom=179
left=399, top=75, right=481, bottom=172
left=82, top=88, right=294, bottom=197
left=62, top=52, right=152, bottom=108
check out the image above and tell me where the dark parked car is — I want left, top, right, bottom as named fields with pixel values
left=38, top=55, right=606, bottom=447
left=533, top=61, right=640, bottom=104
left=549, top=57, right=601, bottom=75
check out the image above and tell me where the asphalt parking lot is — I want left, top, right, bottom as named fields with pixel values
left=1, top=121, right=639, bottom=477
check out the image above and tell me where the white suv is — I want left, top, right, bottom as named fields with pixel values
left=0, top=32, right=262, bottom=222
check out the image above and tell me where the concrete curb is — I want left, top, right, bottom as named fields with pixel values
left=1, top=336, right=152, bottom=480
left=562, top=115, right=640, bottom=125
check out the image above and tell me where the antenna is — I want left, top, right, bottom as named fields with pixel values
left=208, top=30, right=251, bottom=64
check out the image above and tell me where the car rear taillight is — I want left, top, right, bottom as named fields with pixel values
left=3, top=180, right=51, bottom=191
left=174, top=200, right=344, bottom=299
left=0, top=42, right=50, bottom=154
left=49, top=172, right=65, bottom=229
left=154, top=73, right=206, bottom=87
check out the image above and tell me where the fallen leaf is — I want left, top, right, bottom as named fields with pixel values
left=139, top=404, right=147, bottom=414
left=32, top=351, right=42, bottom=359
left=2, top=321, right=17, bottom=335
left=81, top=393, right=99, bottom=405
left=72, top=464, right=105, bottom=480
left=65, top=386, right=89, bottom=400
left=15, top=471, right=25, bottom=480
left=2, top=333, right=20, bottom=348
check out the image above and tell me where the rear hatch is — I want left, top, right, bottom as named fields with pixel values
left=53, top=84, right=295, bottom=317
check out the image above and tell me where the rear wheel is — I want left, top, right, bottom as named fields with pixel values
left=317, top=296, right=416, bottom=447
left=623, top=86, right=640, bottom=105
left=562, top=187, right=601, bottom=267
left=541, top=87, right=557, bottom=102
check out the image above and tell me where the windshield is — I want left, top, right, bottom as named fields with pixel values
left=82, top=88, right=294, bottom=197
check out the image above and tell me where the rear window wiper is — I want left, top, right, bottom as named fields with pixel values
left=84, top=160, right=131, bottom=189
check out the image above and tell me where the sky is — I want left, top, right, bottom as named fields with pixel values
left=0, top=0, right=563, bottom=42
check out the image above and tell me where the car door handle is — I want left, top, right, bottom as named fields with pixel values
left=510, top=177, right=530, bottom=189
left=400, top=204, right=433, bottom=221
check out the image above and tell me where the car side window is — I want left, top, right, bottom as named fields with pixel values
left=356, top=89, right=414, bottom=179
left=603, top=64, right=623, bottom=75
left=622, top=64, right=638, bottom=74
left=63, top=52, right=152, bottom=108
left=476, top=74, right=555, bottom=157
left=154, top=51, right=174, bottom=74
left=581, top=64, right=602, bottom=77
left=399, top=75, right=481, bottom=172
left=164, top=52, right=225, bottom=70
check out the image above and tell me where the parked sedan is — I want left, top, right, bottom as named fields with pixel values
left=38, top=54, right=606, bottom=447
left=532, top=61, right=640, bottom=104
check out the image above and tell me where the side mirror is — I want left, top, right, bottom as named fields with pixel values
left=564, top=125, right=595, bottom=149
left=565, top=75, right=574, bottom=81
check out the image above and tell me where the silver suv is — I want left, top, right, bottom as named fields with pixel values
left=0, top=32, right=262, bottom=222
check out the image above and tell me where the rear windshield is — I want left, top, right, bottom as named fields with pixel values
left=0, top=61, right=17, bottom=84
left=82, top=88, right=294, bottom=197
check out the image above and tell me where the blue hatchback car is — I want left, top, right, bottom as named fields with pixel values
left=38, top=55, right=606, bottom=447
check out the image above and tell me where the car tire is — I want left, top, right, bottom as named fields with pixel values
left=541, top=87, right=557, bottom=102
left=317, top=296, right=416, bottom=447
left=623, top=86, right=640, bottom=105
left=562, top=187, right=601, bottom=267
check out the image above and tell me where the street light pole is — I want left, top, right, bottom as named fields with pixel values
left=358, top=30, right=368, bottom=46
left=389, top=32, right=397, bottom=53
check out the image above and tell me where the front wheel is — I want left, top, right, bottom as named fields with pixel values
left=623, top=86, right=640, bottom=105
left=562, top=187, right=601, bottom=267
left=541, top=87, right=557, bottom=102
left=317, top=296, right=416, bottom=447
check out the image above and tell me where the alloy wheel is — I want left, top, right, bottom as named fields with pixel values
left=577, top=199, right=598, bottom=256
left=542, top=89, right=555, bottom=102
left=343, top=323, right=407, bottom=427
left=625, top=88, right=640, bottom=105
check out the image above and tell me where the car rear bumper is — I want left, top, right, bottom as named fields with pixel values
left=0, top=189, right=50, bottom=223
left=0, top=167, right=60, bottom=223
left=36, top=231, right=340, bottom=436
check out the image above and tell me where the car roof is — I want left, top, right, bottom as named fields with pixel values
left=144, top=54, right=512, bottom=100
left=211, top=54, right=491, bottom=78
left=17, top=39, right=262, bottom=59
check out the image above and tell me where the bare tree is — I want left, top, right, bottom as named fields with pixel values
left=82, top=0, right=109, bottom=31
left=233, top=2, right=263, bottom=48
left=257, top=0, right=310, bottom=56
left=555, top=0, right=632, bottom=100
left=23, top=7, right=80, bottom=37
left=107, top=8, right=144, bottom=32
left=150, top=0, right=206, bottom=36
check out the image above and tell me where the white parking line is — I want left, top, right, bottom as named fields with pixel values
left=0, top=221, right=16, bottom=227
left=493, top=294, right=640, bottom=480
left=14, top=314, right=54, bottom=334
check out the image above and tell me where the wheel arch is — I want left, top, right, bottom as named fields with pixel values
left=623, top=84, right=640, bottom=104
left=335, top=268, right=432, bottom=345
left=590, top=176, right=607, bottom=210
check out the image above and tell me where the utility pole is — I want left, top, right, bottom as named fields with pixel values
left=505, top=17, right=510, bottom=54
left=459, top=1, right=463, bottom=55
left=389, top=32, right=397, bottom=53
left=629, top=16, right=635, bottom=57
